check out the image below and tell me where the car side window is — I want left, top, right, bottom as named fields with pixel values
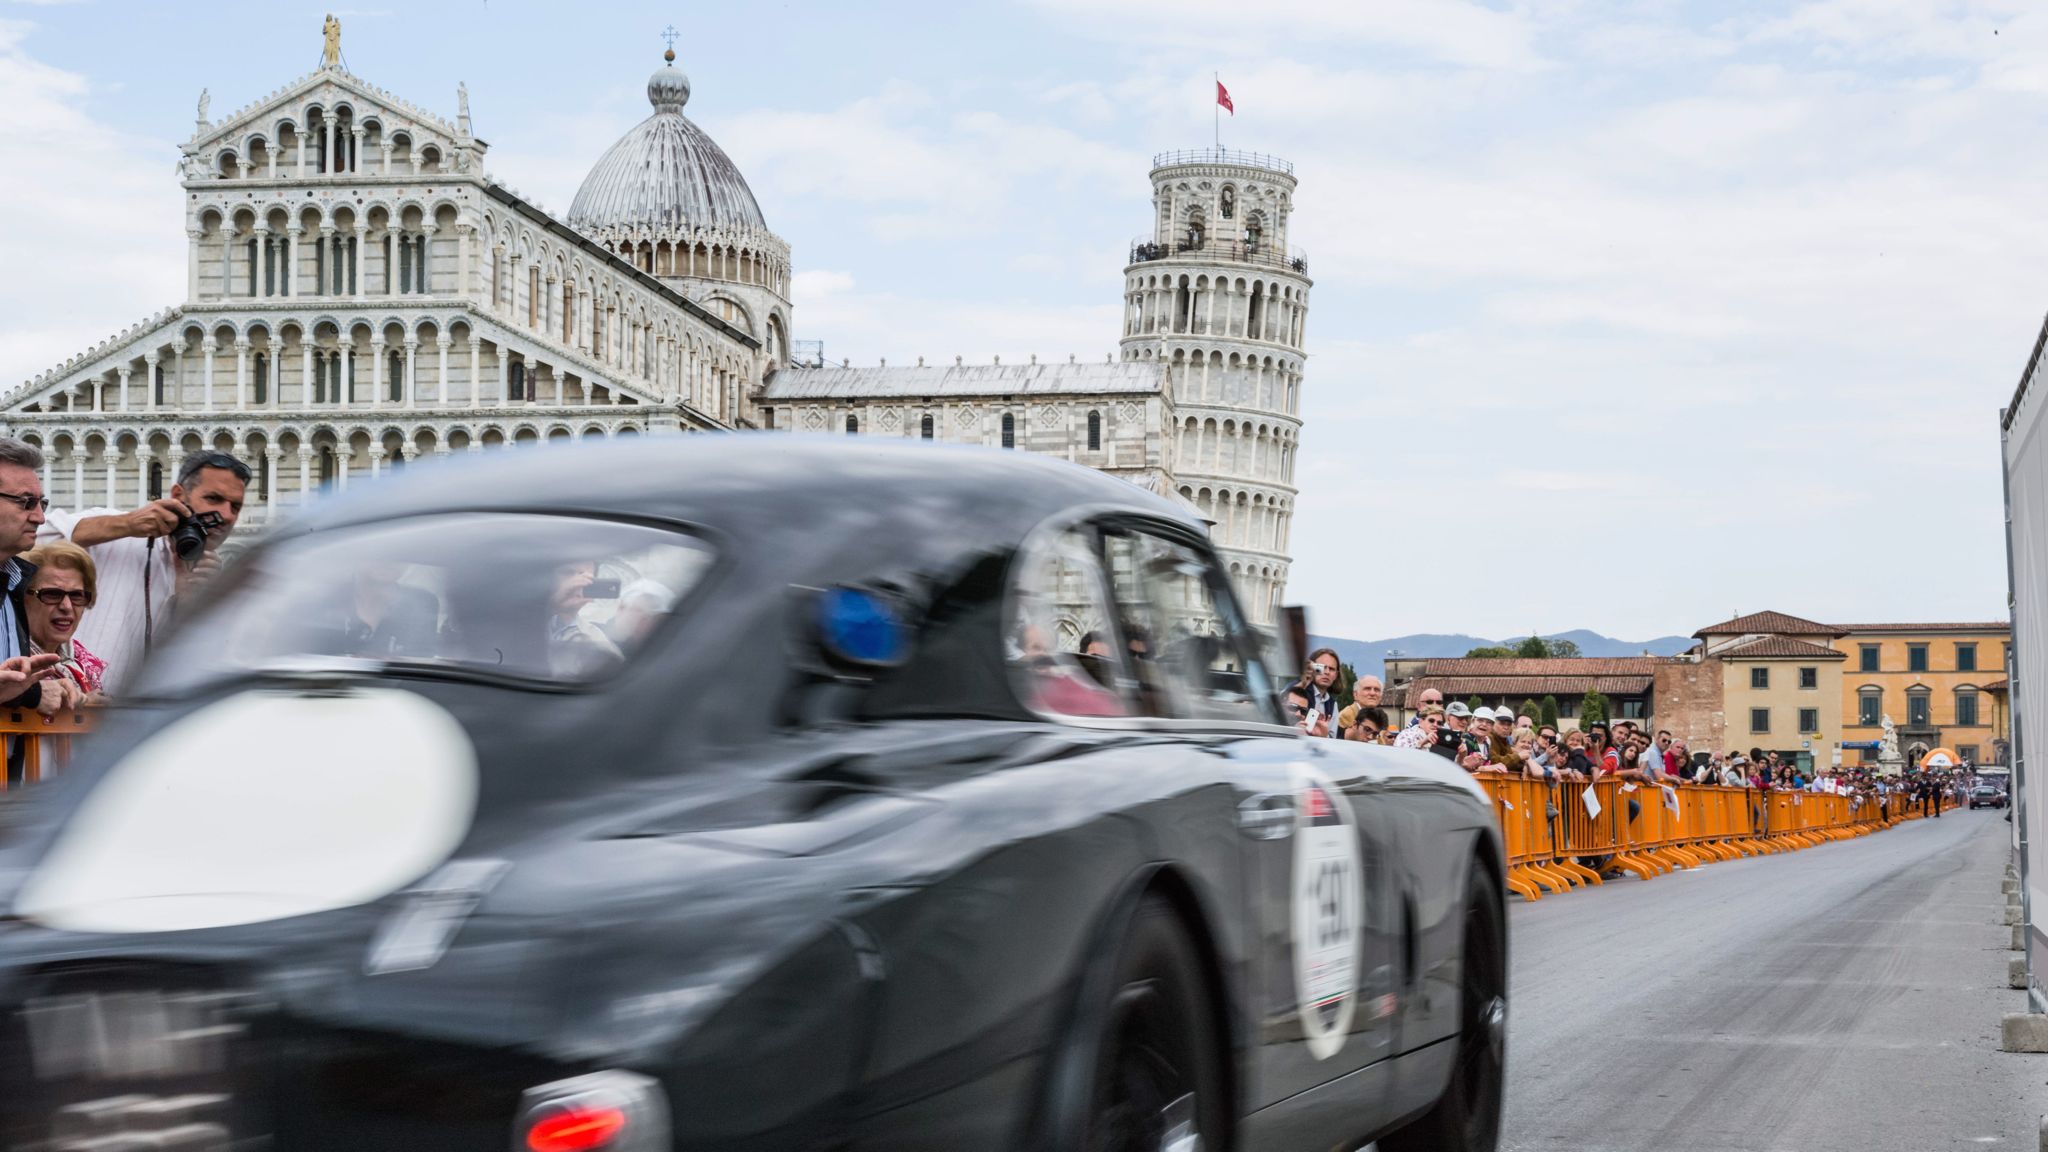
left=1007, top=525, right=1136, bottom=719
left=1103, top=526, right=1276, bottom=724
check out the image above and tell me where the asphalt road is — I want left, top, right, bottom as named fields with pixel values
left=1499, top=807, right=2039, bottom=1152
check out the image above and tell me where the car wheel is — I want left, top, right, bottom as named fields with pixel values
left=1379, top=862, right=1506, bottom=1152
left=1078, top=895, right=1227, bottom=1152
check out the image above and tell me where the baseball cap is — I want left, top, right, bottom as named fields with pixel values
left=1446, top=701, right=1472, bottom=718
left=1472, top=705, right=1497, bottom=721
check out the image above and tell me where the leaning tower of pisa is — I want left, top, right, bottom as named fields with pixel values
left=1120, top=149, right=1310, bottom=626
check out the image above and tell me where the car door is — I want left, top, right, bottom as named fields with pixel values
left=1097, top=522, right=1400, bottom=1144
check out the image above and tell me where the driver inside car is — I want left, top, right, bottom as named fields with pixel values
left=547, top=560, right=625, bottom=678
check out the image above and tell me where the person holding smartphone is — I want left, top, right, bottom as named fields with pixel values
left=1282, top=682, right=1329, bottom=736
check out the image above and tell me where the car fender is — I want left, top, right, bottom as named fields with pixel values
left=1019, top=858, right=1244, bottom=1152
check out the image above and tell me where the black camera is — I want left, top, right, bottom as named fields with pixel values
left=170, top=510, right=225, bottom=561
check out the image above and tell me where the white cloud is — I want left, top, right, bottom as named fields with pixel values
left=1026, top=0, right=1551, bottom=71
left=0, top=19, right=183, bottom=390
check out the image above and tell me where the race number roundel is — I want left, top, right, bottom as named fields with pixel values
left=1291, top=764, right=1364, bottom=1061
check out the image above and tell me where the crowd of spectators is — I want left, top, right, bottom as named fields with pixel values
left=0, top=436, right=246, bottom=781
left=1285, top=647, right=1988, bottom=813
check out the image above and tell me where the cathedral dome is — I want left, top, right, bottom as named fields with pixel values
left=567, top=56, right=769, bottom=236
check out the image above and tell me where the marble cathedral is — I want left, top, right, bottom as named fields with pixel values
left=0, top=21, right=1311, bottom=622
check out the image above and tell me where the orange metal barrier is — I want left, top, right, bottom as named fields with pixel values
left=1476, top=774, right=1919, bottom=900
left=0, top=708, right=95, bottom=787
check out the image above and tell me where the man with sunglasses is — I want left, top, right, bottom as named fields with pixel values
left=0, top=439, right=78, bottom=778
left=38, top=450, right=247, bottom=693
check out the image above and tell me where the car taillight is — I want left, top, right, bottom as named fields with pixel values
left=516, top=1070, right=669, bottom=1152
left=527, top=1106, right=628, bottom=1152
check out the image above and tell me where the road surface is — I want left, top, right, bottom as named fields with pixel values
left=1501, top=807, right=2037, bottom=1152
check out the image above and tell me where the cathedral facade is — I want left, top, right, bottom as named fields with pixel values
left=0, top=29, right=1308, bottom=623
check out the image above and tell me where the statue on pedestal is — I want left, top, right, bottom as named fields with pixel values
left=322, top=14, right=342, bottom=69
left=1878, top=713, right=1904, bottom=774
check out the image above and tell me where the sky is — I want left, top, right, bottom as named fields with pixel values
left=0, top=0, right=2038, bottom=641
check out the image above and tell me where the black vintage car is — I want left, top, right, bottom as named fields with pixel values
left=0, top=438, right=1505, bottom=1152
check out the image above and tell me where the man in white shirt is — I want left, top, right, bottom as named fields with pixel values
left=38, top=450, right=247, bottom=693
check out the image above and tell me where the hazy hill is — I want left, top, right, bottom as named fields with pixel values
left=1307, top=631, right=1695, bottom=679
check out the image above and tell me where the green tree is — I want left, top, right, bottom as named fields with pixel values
left=1540, top=695, right=1561, bottom=729
left=1464, top=645, right=1517, bottom=658
left=1549, top=637, right=1582, bottom=658
left=1580, top=690, right=1610, bottom=727
left=1518, top=698, right=1541, bottom=723
left=1515, top=635, right=1551, bottom=658
left=1337, top=662, right=1358, bottom=701
left=1466, top=695, right=1485, bottom=713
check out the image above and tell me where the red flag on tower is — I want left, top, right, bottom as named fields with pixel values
left=1216, top=80, right=1234, bottom=114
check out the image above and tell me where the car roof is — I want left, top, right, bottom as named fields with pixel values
left=282, top=434, right=1200, bottom=549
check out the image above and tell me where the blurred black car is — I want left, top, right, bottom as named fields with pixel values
left=0, top=438, right=1505, bottom=1152
left=1970, top=784, right=2007, bottom=809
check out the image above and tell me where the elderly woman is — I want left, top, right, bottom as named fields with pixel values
left=20, top=541, right=105, bottom=707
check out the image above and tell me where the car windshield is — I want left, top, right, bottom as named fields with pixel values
left=141, top=513, right=713, bottom=690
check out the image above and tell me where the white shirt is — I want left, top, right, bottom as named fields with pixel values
left=38, top=508, right=177, bottom=694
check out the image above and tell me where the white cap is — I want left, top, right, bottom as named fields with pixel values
left=1473, top=706, right=1498, bottom=721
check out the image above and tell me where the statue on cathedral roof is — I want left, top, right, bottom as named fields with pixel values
left=322, top=14, right=342, bottom=69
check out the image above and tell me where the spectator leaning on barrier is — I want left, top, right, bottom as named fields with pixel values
left=0, top=440, right=72, bottom=782
left=1469, top=705, right=1496, bottom=744
left=19, top=541, right=103, bottom=704
left=1395, top=703, right=1441, bottom=750
left=39, top=450, right=248, bottom=694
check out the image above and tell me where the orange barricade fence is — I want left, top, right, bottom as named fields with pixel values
left=0, top=708, right=95, bottom=788
left=1474, top=774, right=1921, bottom=901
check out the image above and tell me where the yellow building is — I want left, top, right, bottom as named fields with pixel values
left=1684, top=612, right=1847, bottom=774
left=1829, top=623, right=2011, bottom=767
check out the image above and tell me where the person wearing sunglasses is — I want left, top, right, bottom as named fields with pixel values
left=1281, top=682, right=1329, bottom=736
left=1394, top=704, right=1443, bottom=750
left=0, top=440, right=77, bottom=781
left=17, top=541, right=102, bottom=705
left=37, top=449, right=248, bottom=694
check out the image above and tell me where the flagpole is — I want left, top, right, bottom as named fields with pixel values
left=1213, top=72, right=1219, bottom=149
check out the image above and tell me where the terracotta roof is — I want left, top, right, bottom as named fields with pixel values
left=1412, top=675, right=1654, bottom=698
left=1693, top=610, right=1845, bottom=639
left=1420, top=657, right=1661, bottom=677
left=1829, top=622, right=2010, bottom=634
left=1984, top=679, right=2010, bottom=693
left=1716, top=636, right=1848, bottom=660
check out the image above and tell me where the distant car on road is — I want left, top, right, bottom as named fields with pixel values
left=0, top=438, right=1508, bottom=1152
left=1970, top=784, right=2008, bottom=809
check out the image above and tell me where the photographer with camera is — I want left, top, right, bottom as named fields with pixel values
left=39, top=450, right=247, bottom=693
